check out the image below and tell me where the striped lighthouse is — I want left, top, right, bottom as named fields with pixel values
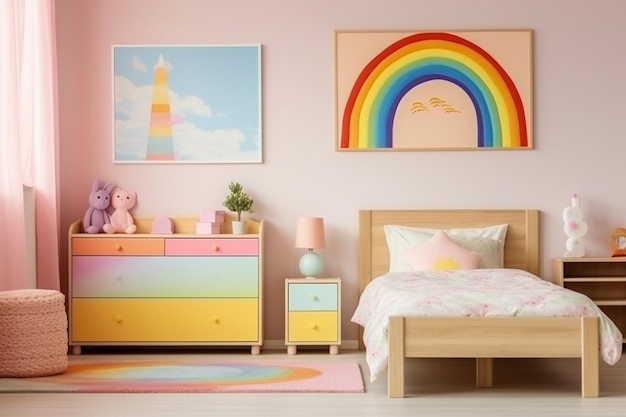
left=146, top=54, right=175, bottom=160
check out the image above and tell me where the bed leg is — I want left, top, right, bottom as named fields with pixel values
left=388, top=316, right=405, bottom=398
left=476, top=358, right=493, bottom=388
left=581, top=317, right=599, bottom=398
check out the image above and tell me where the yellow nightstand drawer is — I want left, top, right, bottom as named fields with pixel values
left=287, top=311, right=338, bottom=342
left=72, top=298, right=258, bottom=342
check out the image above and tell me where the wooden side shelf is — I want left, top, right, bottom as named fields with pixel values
left=553, top=257, right=626, bottom=342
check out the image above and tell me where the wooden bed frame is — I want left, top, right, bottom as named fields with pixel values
left=358, top=209, right=600, bottom=398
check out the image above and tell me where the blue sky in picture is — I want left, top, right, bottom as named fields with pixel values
left=113, top=45, right=261, bottom=163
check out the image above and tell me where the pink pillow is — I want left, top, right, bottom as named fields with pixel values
left=406, top=230, right=482, bottom=271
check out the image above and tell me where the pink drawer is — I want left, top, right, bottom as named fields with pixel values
left=165, top=238, right=258, bottom=256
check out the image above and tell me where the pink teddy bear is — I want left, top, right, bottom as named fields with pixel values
left=103, top=188, right=137, bottom=234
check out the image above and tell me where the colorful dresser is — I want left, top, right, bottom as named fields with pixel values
left=68, top=217, right=264, bottom=354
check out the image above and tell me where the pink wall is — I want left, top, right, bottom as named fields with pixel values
left=56, top=0, right=626, bottom=345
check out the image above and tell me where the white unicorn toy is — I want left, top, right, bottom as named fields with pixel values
left=562, top=193, right=588, bottom=257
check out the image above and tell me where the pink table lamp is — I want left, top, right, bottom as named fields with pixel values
left=295, top=217, right=325, bottom=278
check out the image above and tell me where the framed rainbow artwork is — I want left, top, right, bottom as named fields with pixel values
left=113, top=44, right=262, bottom=163
left=335, top=30, right=533, bottom=151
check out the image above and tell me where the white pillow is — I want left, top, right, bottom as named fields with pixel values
left=384, top=223, right=508, bottom=273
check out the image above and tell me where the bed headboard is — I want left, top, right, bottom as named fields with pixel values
left=358, top=209, right=540, bottom=296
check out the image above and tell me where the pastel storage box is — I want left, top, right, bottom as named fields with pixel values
left=196, top=222, right=221, bottom=234
left=200, top=210, right=225, bottom=223
left=0, top=289, right=68, bottom=377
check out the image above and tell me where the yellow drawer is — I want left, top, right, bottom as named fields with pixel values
left=71, top=298, right=258, bottom=342
left=287, top=311, right=338, bottom=342
left=72, top=237, right=164, bottom=256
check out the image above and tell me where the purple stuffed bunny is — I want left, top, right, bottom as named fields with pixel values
left=83, top=179, right=114, bottom=234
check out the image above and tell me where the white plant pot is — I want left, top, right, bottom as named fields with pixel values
left=232, top=220, right=246, bottom=235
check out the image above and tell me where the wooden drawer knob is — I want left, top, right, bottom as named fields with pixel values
left=212, top=316, right=220, bottom=324
left=310, top=323, right=318, bottom=330
left=114, top=244, right=122, bottom=251
left=310, top=294, right=318, bottom=301
left=212, top=245, right=219, bottom=252
left=115, top=316, right=123, bottom=324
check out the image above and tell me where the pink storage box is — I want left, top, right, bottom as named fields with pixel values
left=200, top=210, right=225, bottom=223
left=196, top=222, right=221, bottom=234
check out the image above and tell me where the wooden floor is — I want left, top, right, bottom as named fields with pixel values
left=2, top=348, right=625, bottom=417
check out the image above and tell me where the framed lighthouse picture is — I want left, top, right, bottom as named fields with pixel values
left=112, top=44, right=262, bottom=164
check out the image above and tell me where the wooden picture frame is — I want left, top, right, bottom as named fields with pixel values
left=335, top=30, right=533, bottom=151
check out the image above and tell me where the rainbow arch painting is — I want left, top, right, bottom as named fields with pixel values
left=336, top=31, right=532, bottom=150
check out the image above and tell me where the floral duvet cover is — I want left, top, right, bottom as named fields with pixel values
left=351, top=269, right=623, bottom=382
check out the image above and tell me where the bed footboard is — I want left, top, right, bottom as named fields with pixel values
left=388, top=316, right=599, bottom=398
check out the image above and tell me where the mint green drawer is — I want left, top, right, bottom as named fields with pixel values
left=72, top=256, right=258, bottom=297
left=288, top=283, right=337, bottom=311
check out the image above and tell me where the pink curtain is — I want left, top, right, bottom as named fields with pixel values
left=0, top=0, right=60, bottom=291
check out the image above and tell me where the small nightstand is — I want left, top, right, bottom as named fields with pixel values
left=285, top=278, right=341, bottom=355
left=553, top=257, right=626, bottom=343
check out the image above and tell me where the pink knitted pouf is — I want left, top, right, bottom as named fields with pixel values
left=0, top=289, right=68, bottom=377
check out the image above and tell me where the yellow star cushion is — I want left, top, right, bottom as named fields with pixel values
left=406, top=230, right=482, bottom=271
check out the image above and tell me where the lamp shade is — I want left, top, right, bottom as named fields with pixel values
left=295, top=217, right=325, bottom=249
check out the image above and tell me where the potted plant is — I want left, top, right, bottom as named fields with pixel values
left=222, top=182, right=254, bottom=234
